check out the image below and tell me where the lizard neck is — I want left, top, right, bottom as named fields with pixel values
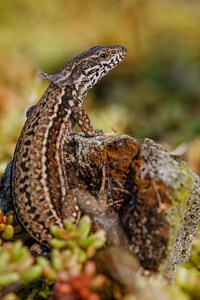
left=71, top=77, right=92, bottom=102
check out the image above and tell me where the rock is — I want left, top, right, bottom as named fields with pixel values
left=1, top=133, right=199, bottom=278
left=63, top=133, right=200, bottom=278
left=0, top=160, right=13, bottom=215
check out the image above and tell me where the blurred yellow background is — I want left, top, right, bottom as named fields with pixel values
left=0, top=0, right=200, bottom=173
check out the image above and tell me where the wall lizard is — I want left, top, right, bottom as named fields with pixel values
left=11, top=45, right=127, bottom=247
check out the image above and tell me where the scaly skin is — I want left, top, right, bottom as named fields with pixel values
left=12, top=45, right=127, bottom=246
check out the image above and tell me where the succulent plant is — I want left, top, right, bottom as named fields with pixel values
left=0, top=215, right=107, bottom=299
left=0, top=209, right=24, bottom=246
left=0, top=213, right=198, bottom=300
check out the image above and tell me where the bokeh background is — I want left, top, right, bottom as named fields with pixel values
left=0, top=0, right=200, bottom=174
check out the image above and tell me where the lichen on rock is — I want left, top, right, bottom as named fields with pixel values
left=63, top=133, right=199, bottom=277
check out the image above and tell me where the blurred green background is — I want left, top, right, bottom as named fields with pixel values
left=0, top=0, right=200, bottom=173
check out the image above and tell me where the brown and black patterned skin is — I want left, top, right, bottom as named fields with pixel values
left=12, top=45, right=127, bottom=246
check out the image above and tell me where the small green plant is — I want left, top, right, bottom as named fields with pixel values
left=0, top=214, right=199, bottom=300
left=0, top=209, right=22, bottom=245
left=0, top=215, right=107, bottom=299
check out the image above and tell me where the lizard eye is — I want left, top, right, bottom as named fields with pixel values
left=100, top=53, right=107, bottom=59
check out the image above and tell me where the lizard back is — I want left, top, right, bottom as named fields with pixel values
left=12, top=83, right=71, bottom=244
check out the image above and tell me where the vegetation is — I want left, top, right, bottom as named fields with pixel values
left=0, top=216, right=107, bottom=299
left=0, top=0, right=199, bottom=299
left=0, top=0, right=200, bottom=165
left=0, top=213, right=199, bottom=300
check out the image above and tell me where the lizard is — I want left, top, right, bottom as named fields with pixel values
left=11, top=45, right=127, bottom=248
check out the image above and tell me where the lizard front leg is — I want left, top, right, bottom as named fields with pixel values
left=72, top=106, right=103, bottom=136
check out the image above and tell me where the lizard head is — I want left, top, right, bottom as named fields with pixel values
left=38, top=45, right=127, bottom=97
left=75, top=45, right=127, bottom=86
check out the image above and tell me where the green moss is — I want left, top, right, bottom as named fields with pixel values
left=160, top=161, right=193, bottom=275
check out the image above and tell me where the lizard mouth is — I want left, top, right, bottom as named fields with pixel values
left=115, top=45, right=127, bottom=55
left=115, top=45, right=127, bottom=63
left=119, top=45, right=127, bottom=53
left=113, top=45, right=127, bottom=61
